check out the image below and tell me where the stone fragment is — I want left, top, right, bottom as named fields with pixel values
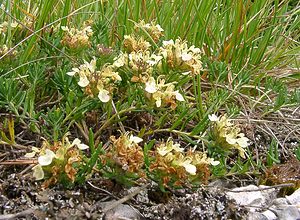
left=226, top=185, right=276, bottom=212
left=104, top=204, right=143, bottom=220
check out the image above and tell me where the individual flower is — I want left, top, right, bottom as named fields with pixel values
left=208, top=114, right=219, bottom=122
left=38, top=149, right=56, bottom=166
left=97, top=87, right=110, bottom=103
left=172, top=154, right=196, bottom=175
left=144, top=77, right=184, bottom=109
left=32, top=164, right=44, bottom=180
left=113, top=52, right=128, bottom=68
left=190, top=152, right=220, bottom=166
left=129, top=135, right=143, bottom=144
left=24, top=146, right=40, bottom=158
left=145, top=77, right=157, bottom=93
left=157, top=138, right=184, bottom=156
left=67, top=58, right=97, bottom=87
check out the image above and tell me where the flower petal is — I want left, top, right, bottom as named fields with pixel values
left=210, top=160, right=220, bottom=166
left=145, top=77, right=157, bottom=93
left=32, top=165, right=44, bottom=180
left=129, top=135, right=143, bottom=144
left=225, top=135, right=237, bottom=145
left=155, top=98, right=162, bottom=107
left=24, top=151, right=36, bottom=158
left=98, top=89, right=110, bottom=102
left=157, top=146, right=171, bottom=156
left=181, top=53, right=192, bottom=61
left=236, top=136, right=249, bottom=148
left=172, top=143, right=184, bottom=153
left=78, top=76, right=89, bottom=87
left=38, top=149, right=55, bottom=166
left=208, top=114, right=219, bottom=122
left=24, top=147, right=40, bottom=158
left=182, top=162, right=197, bottom=175
left=175, top=91, right=184, bottom=101
left=70, top=138, right=89, bottom=150
left=66, top=71, right=76, bottom=76
left=162, top=40, right=174, bottom=46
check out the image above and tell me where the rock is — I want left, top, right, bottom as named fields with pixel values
left=225, top=185, right=277, bottom=212
left=286, top=188, right=300, bottom=205
left=270, top=205, right=300, bottom=220
left=227, top=185, right=300, bottom=220
left=248, top=211, right=269, bottom=220
left=261, top=210, right=277, bottom=220
left=104, top=204, right=143, bottom=220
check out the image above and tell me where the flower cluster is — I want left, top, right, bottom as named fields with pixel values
left=25, top=134, right=89, bottom=187
left=113, top=21, right=188, bottom=109
left=149, top=138, right=219, bottom=187
left=101, top=133, right=145, bottom=179
left=67, top=58, right=122, bottom=102
left=159, top=39, right=203, bottom=75
left=123, top=34, right=151, bottom=53
left=0, top=45, right=17, bottom=60
left=145, top=76, right=184, bottom=109
left=134, top=20, right=164, bottom=42
left=0, top=21, right=18, bottom=35
left=209, top=114, right=249, bottom=158
left=61, top=25, right=93, bottom=50
left=66, top=20, right=202, bottom=108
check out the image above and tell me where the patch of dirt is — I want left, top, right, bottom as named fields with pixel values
left=0, top=174, right=248, bottom=219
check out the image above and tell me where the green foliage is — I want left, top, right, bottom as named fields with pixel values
left=266, top=139, right=280, bottom=166
left=295, top=145, right=300, bottom=161
left=0, top=0, right=299, bottom=190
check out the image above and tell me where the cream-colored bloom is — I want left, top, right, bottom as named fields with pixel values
left=208, top=114, right=219, bottom=122
left=146, top=54, right=163, bottom=66
left=38, top=149, right=56, bottom=166
left=181, top=160, right=197, bottom=175
left=181, top=52, right=193, bottom=61
left=174, top=91, right=184, bottom=101
left=98, top=88, right=110, bottom=102
left=129, top=135, right=143, bottom=144
left=66, top=67, right=80, bottom=76
left=78, top=75, right=89, bottom=87
left=71, top=138, right=89, bottom=150
left=32, top=165, right=44, bottom=180
left=157, top=139, right=184, bottom=156
left=155, top=24, right=164, bottom=32
left=157, top=145, right=172, bottom=156
left=113, top=53, right=127, bottom=68
left=162, top=40, right=174, bottom=46
left=24, top=147, right=40, bottom=158
left=67, top=58, right=97, bottom=87
left=145, top=77, right=157, bottom=93
left=207, top=158, right=220, bottom=166
left=173, top=155, right=196, bottom=175
left=236, top=134, right=249, bottom=148
left=210, top=114, right=249, bottom=158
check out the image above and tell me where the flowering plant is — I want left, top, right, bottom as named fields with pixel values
left=25, top=134, right=89, bottom=187
left=208, top=114, right=249, bottom=158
